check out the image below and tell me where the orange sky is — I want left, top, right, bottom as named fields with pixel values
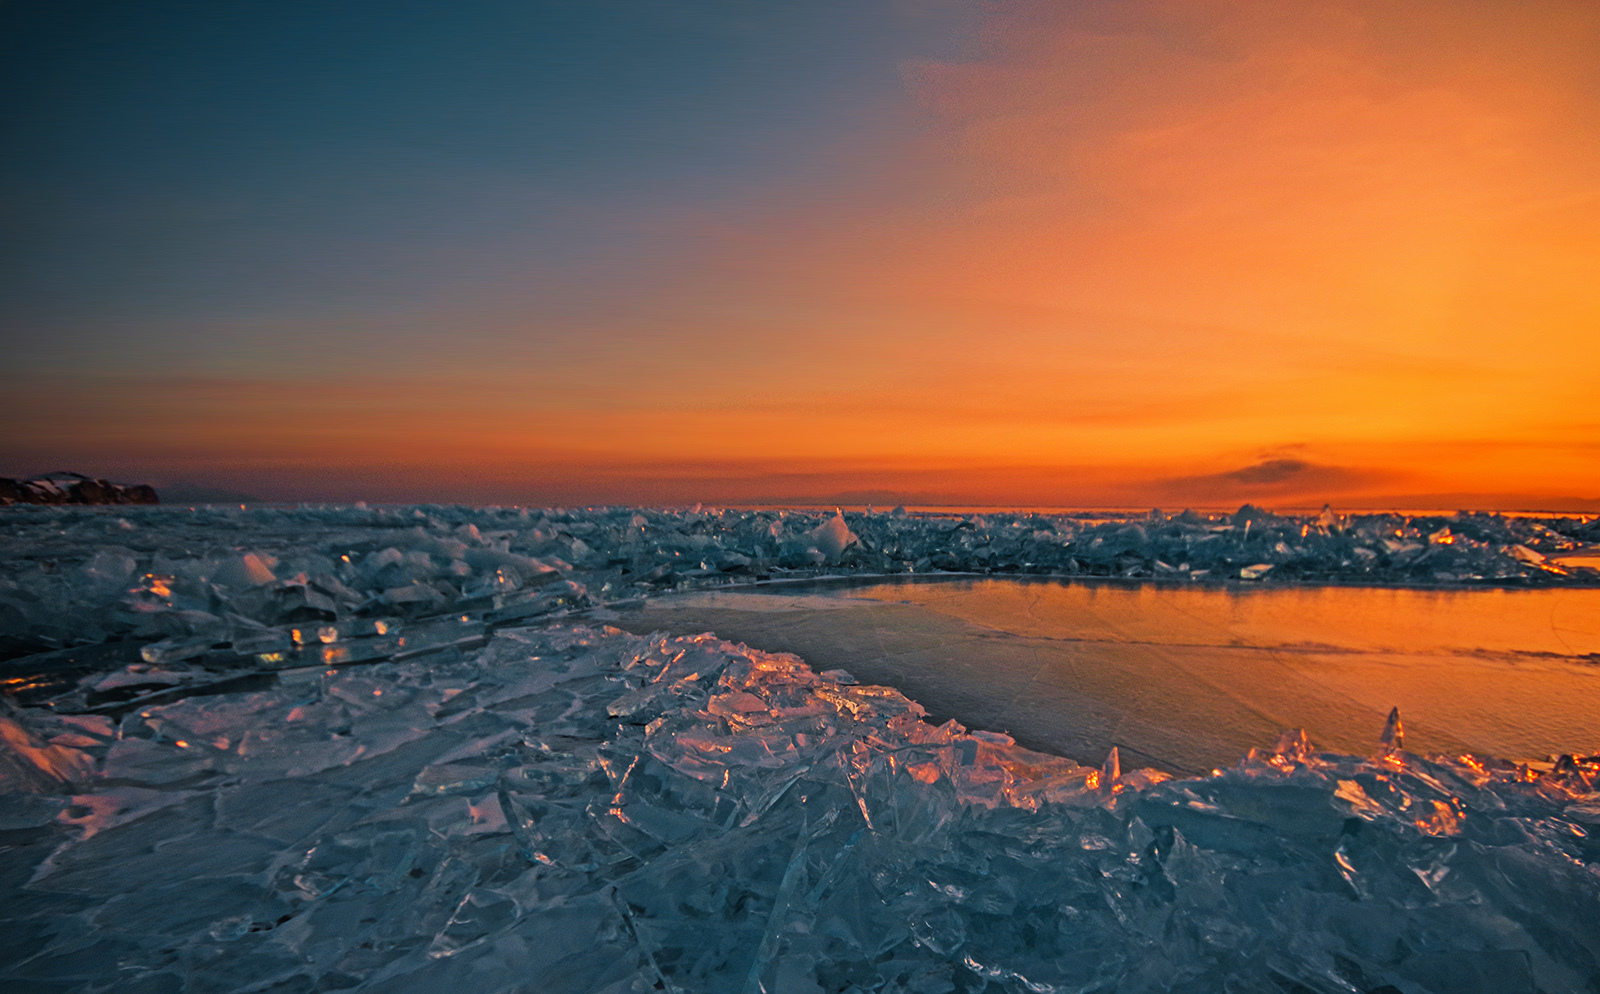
left=6, top=0, right=1598, bottom=507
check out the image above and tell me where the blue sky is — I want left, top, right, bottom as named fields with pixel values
left=2, top=0, right=964, bottom=372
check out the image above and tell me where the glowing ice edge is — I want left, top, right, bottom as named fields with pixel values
left=0, top=504, right=1597, bottom=993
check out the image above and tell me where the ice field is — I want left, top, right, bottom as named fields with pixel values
left=2, top=503, right=1599, bottom=993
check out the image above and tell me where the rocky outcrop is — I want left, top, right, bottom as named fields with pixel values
left=0, top=472, right=158, bottom=506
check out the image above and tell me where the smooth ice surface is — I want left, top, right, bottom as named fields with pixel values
left=616, top=578, right=1600, bottom=773
left=2, top=503, right=1599, bottom=993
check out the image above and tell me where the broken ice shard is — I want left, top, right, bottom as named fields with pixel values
left=1381, top=704, right=1405, bottom=752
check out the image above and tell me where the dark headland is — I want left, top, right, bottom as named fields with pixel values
left=0, top=472, right=158, bottom=506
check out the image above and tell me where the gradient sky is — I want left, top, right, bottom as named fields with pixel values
left=3, top=0, right=1597, bottom=507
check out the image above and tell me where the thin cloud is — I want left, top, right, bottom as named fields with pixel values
left=1154, top=459, right=1390, bottom=503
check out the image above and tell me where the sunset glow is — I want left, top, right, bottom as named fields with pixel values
left=3, top=1, right=1596, bottom=507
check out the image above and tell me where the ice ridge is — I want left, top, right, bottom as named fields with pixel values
left=1, top=503, right=1596, bottom=682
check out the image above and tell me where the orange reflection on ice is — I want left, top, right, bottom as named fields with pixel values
left=1413, top=799, right=1464, bottom=837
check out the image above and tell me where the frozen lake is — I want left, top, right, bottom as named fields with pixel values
left=611, top=577, right=1600, bottom=774
left=5, top=505, right=1600, bottom=993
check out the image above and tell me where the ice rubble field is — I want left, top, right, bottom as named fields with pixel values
left=1, top=503, right=1599, bottom=994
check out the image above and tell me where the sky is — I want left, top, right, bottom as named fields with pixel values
left=3, top=0, right=1597, bottom=508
